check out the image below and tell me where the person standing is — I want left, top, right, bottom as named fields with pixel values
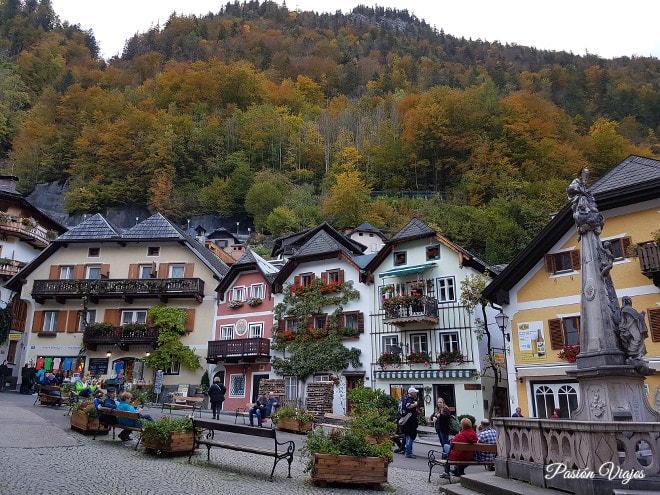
left=0, top=360, right=9, bottom=392
left=208, top=376, right=227, bottom=420
left=430, top=397, right=452, bottom=448
left=400, top=386, right=420, bottom=459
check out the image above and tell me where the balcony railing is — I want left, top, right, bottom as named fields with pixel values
left=32, top=278, right=205, bottom=304
left=206, top=338, right=271, bottom=363
left=638, top=241, right=660, bottom=287
left=0, top=217, right=52, bottom=248
left=382, top=296, right=439, bottom=326
left=0, top=259, right=26, bottom=278
left=83, top=324, right=159, bottom=351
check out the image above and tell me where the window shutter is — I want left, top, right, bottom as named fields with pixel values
left=544, top=254, right=555, bottom=273
left=294, top=275, right=300, bottom=285
left=73, top=264, right=85, bottom=279
left=621, top=237, right=632, bottom=258
left=11, top=298, right=27, bottom=331
left=151, top=262, right=157, bottom=277
left=158, top=263, right=169, bottom=278
left=67, top=310, right=79, bottom=333
left=649, top=308, right=660, bottom=342
left=128, top=264, right=138, bottom=278
left=32, top=311, right=44, bottom=332
left=100, top=264, right=110, bottom=278
left=184, top=309, right=195, bottom=332
left=570, top=250, right=581, bottom=270
left=56, top=312, right=67, bottom=332
left=278, top=319, right=284, bottom=332
left=338, top=269, right=345, bottom=283
left=321, top=272, right=328, bottom=284
left=184, top=263, right=194, bottom=278
left=548, top=319, right=564, bottom=349
left=358, top=312, right=364, bottom=333
left=49, top=265, right=59, bottom=279
left=104, top=309, right=121, bottom=326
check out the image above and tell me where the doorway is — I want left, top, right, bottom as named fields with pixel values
left=434, top=384, right=457, bottom=413
left=252, top=373, right=269, bottom=403
left=344, top=374, right=365, bottom=413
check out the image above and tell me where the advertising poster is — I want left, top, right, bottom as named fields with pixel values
left=517, top=321, right=547, bottom=363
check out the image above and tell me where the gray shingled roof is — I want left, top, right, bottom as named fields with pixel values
left=349, top=221, right=382, bottom=235
left=590, top=155, right=660, bottom=193
left=122, top=212, right=183, bottom=239
left=389, top=218, right=436, bottom=243
left=57, top=213, right=119, bottom=241
left=292, top=229, right=354, bottom=259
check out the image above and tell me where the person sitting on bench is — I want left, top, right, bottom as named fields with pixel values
left=249, top=392, right=280, bottom=427
left=445, top=417, right=477, bottom=477
left=116, top=391, right=154, bottom=441
left=41, top=373, right=62, bottom=407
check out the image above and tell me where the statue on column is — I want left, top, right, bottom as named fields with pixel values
left=567, top=167, right=604, bottom=239
left=619, top=296, right=653, bottom=375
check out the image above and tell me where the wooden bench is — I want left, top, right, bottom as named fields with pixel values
left=33, top=385, right=63, bottom=407
left=189, top=418, right=295, bottom=479
left=162, top=395, right=204, bottom=417
left=427, top=442, right=497, bottom=481
left=94, top=407, right=145, bottom=450
left=235, top=402, right=276, bottom=426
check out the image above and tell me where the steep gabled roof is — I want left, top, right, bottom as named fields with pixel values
left=388, top=217, right=436, bottom=242
left=482, top=155, right=660, bottom=305
left=270, top=222, right=366, bottom=259
left=57, top=213, right=120, bottom=241
left=122, top=212, right=183, bottom=239
left=215, top=248, right=280, bottom=296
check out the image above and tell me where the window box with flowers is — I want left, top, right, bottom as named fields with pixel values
left=121, top=323, right=149, bottom=336
left=87, top=322, right=114, bottom=336
left=70, top=400, right=109, bottom=434
left=272, top=406, right=315, bottom=432
left=558, top=345, right=580, bottom=363
left=437, top=351, right=465, bottom=367
left=247, top=297, right=262, bottom=307
left=380, top=285, right=395, bottom=298
left=227, top=299, right=244, bottom=309
left=377, top=351, right=402, bottom=368
left=406, top=351, right=431, bottom=365
left=382, top=296, right=404, bottom=314
left=339, top=327, right=360, bottom=338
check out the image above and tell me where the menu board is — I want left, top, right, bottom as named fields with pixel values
left=88, top=357, right=109, bottom=376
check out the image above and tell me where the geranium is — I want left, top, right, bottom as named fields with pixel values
left=320, top=281, right=343, bottom=294
left=437, top=350, right=465, bottom=366
left=377, top=351, right=402, bottom=368
left=289, top=284, right=306, bottom=296
left=406, top=351, right=431, bottom=364
left=71, top=399, right=98, bottom=418
left=558, top=345, right=580, bottom=363
left=227, top=299, right=244, bottom=308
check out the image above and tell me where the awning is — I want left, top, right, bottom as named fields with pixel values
left=378, top=262, right=436, bottom=278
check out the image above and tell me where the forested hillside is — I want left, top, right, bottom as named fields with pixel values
left=1, top=0, right=659, bottom=264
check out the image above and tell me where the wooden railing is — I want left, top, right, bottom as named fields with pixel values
left=0, top=218, right=52, bottom=248
left=83, top=325, right=159, bottom=351
left=0, top=259, right=26, bottom=278
left=638, top=241, right=660, bottom=287
left=32, top=278, right=205, bottom=303
left=206, top=338, right=270, bottom=363
left=383, top=296, right=439, bottom=325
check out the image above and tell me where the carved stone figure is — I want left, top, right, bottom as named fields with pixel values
left=619, top=296, right=652, bottom=374
left=566, top=168, right=604, bottom=239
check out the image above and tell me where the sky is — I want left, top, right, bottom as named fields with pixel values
left=50, top=1, right=660, bottom=61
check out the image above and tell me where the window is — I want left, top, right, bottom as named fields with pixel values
left=544, top=250, right=580, bottom=274
left=229, top=374, right=246, bottom=398
left=7, top=340, right=17, bottom=364
left=164, top=361, right=181, bottom=375
left=250, top=284, right=265, bottom=299
left=231, top=286, right=246, bottom=302
left=436, top=277, right=456, bottom=303
left=606, top=236, right=632, bottom=260
left=78, top=310, right=96, bottom=332
left=313, top=315, right=327, bottom=329
left=426, top=244, right=440, bottom=261
left=285, top=318, right=298, bottom=332
left=439, top=332, right=460, bottom=352
left=343, top=312, right=359, bottom=330
left=88, top=247, right=100, bottom=257
left=300, top=272, right=314, bottom=286
left=87, top=266, right=101, bottom=279
left=393, top=251, right=407, bottom=266
left=220, top=325, right=234, bottom=340
left=59, top=266, right=74, bottom=280
left=121, top=310, right=147, bottom=325
left=284, top=376, right=298, bottom=401
left=249, top=323, right=263, bottom=338
left=326, top=269, right=342, bottom=284
left=382, top=335, right=400, bottom=352
left=169, top=264, right=185, bottom=278
left=139, top=265, right=153, bottom=279
left=548, top=316, right=580, bottom=348
left=533, top=382, right=579, bottom=419
left=314, top=375, right=331, bottom=382
left=43, top=311, right=59, bottom=332
left=147, top=247, right=160, bottom=256
left=410, top=334, right=428, bottom=353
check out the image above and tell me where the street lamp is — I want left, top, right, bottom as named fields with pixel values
left=495, top=310, right=510, bottom=342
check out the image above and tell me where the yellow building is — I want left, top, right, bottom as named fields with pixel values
left=483, top=155, right=660, bottom=418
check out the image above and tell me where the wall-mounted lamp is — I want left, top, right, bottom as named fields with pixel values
left=106, top=351, right=112, bottom=358
left=145, top=352, right=150, bottom=357
left=495, top=310, right=510, bottom=342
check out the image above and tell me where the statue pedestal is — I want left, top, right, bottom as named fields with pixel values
left=568, top=365, right=660, bottom=422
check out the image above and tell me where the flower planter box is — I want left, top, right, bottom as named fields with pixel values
left=311, top=453, right=388, bottom=487
left=70, top=410, right=109, bottom=435
left=275, top=417, right=313, bottom=433
left=142, top=430, right=196, bottom=455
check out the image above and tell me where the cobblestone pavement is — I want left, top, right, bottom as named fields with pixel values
left=0, top=391, right=458, bottom=495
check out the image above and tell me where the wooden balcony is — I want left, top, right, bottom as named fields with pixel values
left=0, top=259, right=26, bottom=279
left=31, top=278, right=205, bottom=304
left=83, top=325, right=159, bottom=351
left=638, top=241, right=660, bottom=287
left=0, top=218, right=52, bottom=248
left=383, top=296, right=439, bottom=326
left=206, top=338, right=271, bottom=363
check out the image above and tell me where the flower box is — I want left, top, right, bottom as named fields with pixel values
left=142, top=430, right=197, bottom=454
left=70, top=410, right=109, bottom=435
left=311, top=453, right=388, bottom=487
left=276, top=417, right=313, bottom=433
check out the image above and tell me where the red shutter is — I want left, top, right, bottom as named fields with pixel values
left=294, top=275, right=300, bottom=285
left=544, top=254, right=555, bottom=273
left=184, top=263, right=194, bottom=278
left=10, top=298, right=27, bottom=331
left=338, top=269, right=345, bottom=283
left=570, top=250, right=581, bottom=270
left=32, top=311, right=44, bottom=332
left=278, top=319, right=284, bottom=332
left=49, top=265, right=59, bottom=279
left=128, top=264, right=138, bottom=279
left=648, top=308, right=660, bottom=342
left=56, top=312, right=67, bottom=332
left=358, top=312, right=364, bottom=333
left=185, top=309, right=195, bottom=332
left=548, top=319, right=564, bottom=350
left=321, top=272, right=328, bottom=284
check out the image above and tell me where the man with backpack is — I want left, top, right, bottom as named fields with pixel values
left=398, top=387, right=420, bottom=458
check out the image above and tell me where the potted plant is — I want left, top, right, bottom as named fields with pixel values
left=70, top=399, right=109, bottom=434
left=347, top=387, right=398, bottom=444
left=247, top=297, right=262, bottom=306
left=406, top=351, right=431, bottom=365
left=377, top=351, right=402, bottom=368
left=380, top=285, right=395, bottom=297
left=339, top=327, right=360, bottom=338
left=437, top=350, right=465, bottom=367
left=227, top=299, right=244, bottom=309
left=271, top=405, right=315, bottom=433
left=141, top=416, right=197, bottom=455
left=558, top=344, right=580, bottom=363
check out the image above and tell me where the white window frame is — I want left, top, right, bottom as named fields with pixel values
left=43, top=311, right=59, bottom=332
left=436, top=276, right=456, bottom=303
left=439, top=331, right=460, bottom=352
left=87, top=265, right=101, bottom=280
left=284, top=376, right=298, bottom=401
left=88, top=247, right=100, bottom=257
left=533, top=382, right=579, bottom=419
left=229, top=373, right=246, bottom=398
left=314, top=375, right=331, bottom=382
left=139, top=265, right=153, bottom=279
left=343, top=312, right=359, bottom=330
left=250, top=283, right=265, bottom=299
left=121, top=310, right=147, bottom=325
left=147, top=247, right=160, bottom=256
left=169, top=264, right=185, bottom=278
left=78, top=309, right=96, bottom=332
left=232, top=286, right=247, bottom=302
left=60, top=266, right=74, bottom=280
left=285, top=319, right=297, bottom=332
left=248, top=322, right=263, bottom=338
left=382, top=335, right=400, bottom=352
left=220, top=325, right=234, bottom=340
left=410, top=333, right=428, bottom=353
